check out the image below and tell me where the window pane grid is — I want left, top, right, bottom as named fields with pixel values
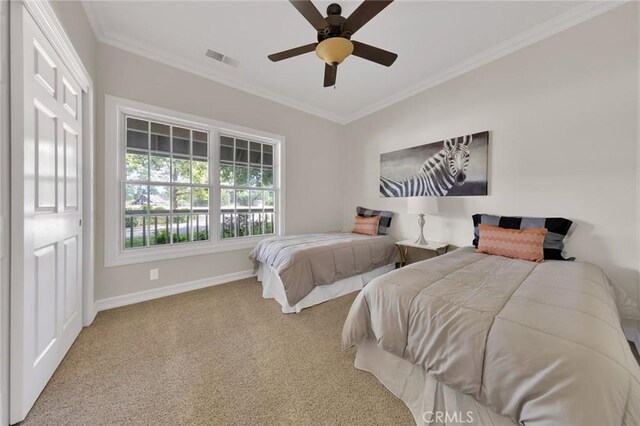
left=123, top=116, right=210, bottom=249
left=219, top=134, right=276, bottom=240
left=124, top=181, right=210, bottom=188
left=124, top=214, right=211, bottom=248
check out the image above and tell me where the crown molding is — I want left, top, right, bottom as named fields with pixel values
left=80, top=0, right=104, bottom=40
left=341, top=0, right=629, bottom=124
left=81, top=0, right=627, bottom=126
left=81, top=1, right=345, bottom=123
left=98, top=30, right=346, bottom=123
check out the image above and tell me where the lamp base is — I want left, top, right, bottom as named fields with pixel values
left=414, top=235, right=428, bottom=245
left=414, top=213, right=428, bottom=245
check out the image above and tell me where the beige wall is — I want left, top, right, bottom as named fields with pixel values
left=50, top=0, right=348, bottom=303
left=50, top=2, right=639, bottom=311
left=95, top=44, right=346, bottom=300
left=342, top=3, right=640, bottom=306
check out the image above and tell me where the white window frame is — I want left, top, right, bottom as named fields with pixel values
left=104, top=95, right=285, bottom=267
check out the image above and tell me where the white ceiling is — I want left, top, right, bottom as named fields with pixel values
left=82, top=1, right=619, bottom=124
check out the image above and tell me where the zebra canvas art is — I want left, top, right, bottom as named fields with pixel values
left=380, top=131, right=488, bottom=197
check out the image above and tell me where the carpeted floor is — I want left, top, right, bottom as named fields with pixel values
left=21, top=278, right=414, bottom=425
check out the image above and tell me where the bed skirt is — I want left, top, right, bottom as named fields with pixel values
left=257, top=263, right=395, bottom=313
left=354, top=340, right=515, bottom=426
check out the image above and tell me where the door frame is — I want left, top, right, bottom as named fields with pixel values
left=18, top=0, right=96, bottom=326
left=7, top=0, right=94, bottom=423
left=1, top=1, right=9, bottom=425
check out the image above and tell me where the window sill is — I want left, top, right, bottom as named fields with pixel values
left=104, top=236, right=269, bottom=267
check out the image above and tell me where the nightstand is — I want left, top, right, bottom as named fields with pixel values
left=395, top=240, right=450, bottom=267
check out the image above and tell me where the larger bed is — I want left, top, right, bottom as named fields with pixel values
left=343, top=247, right=640, bottom=425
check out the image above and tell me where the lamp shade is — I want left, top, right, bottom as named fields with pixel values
left=315, top=38, right=354, bottom=65
left=407, top=196, right=439, bottom=215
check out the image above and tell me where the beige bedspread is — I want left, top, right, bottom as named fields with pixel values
left=343, top=247, right=640, bottom=425
left=250, top=232, right=398, bottom=305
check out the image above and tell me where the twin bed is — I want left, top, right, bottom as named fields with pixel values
left=250, top=232, right=398, bottom=313
left=343, top=246, right=640, bottom=425
left=249, top=213, right=640, bottom=425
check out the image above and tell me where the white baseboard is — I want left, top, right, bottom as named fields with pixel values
left=95, top=269, right=255, bottom=312
left=83, top=302, right=98, bottom=327
left=623, top=319, right=640, bottom=353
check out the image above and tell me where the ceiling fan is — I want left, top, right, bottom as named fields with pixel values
left=268, top=0, right=398, bottom=87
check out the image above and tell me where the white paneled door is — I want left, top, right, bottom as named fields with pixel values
left=10, top=4, right=83, bottom=423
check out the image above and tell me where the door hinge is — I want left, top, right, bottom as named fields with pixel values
left=79, top=219, right=82, bottom=227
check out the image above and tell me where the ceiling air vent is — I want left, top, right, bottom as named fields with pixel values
left=206, top=49, right=239, bottom=68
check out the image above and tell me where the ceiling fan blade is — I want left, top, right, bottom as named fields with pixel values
left=324, top=63, right=337, bottom=87
left=351, top=41, right=397, bottom=67
left=343, top=0, right=394, bottom=36
left=289, top=1, right=329, bottom=31
left=268, top=43, right=317, bottom=62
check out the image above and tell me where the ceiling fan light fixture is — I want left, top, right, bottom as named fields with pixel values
left=315, top=37, right=354, bottom=65
left=269, top=0, right=397, bottom=87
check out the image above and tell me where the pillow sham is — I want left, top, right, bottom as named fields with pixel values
left=472, top=214, right=573, bottom=260
left=476, top=224, right=547, bottom=262
left=356, top=206, right=393, bottom=235
left=352, top=215, right=380, bottom=236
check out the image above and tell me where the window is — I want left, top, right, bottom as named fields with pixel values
left=219, top=135, right=275, bottom=239
left=123, top=117, right=210, bottom=249
left=105, top=96, right=284, bottom=267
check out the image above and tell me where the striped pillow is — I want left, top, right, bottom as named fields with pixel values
left=352, top=215, right=380, bottom=236
left=476, top=224, right=547, bottom=262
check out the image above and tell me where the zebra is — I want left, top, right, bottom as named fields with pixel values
left=380, top=134, right=473, bottom=197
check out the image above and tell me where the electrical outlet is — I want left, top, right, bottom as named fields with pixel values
left=150, top=268, right=159, bottom=280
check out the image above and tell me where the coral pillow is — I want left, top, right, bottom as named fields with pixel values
left=476, top=224, right=547, bottom=262
left=352, top=215, right=380, bottom=236
left=356, top=206, right=393, bottom=235
left=472, top=213, right=572, bottom=260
